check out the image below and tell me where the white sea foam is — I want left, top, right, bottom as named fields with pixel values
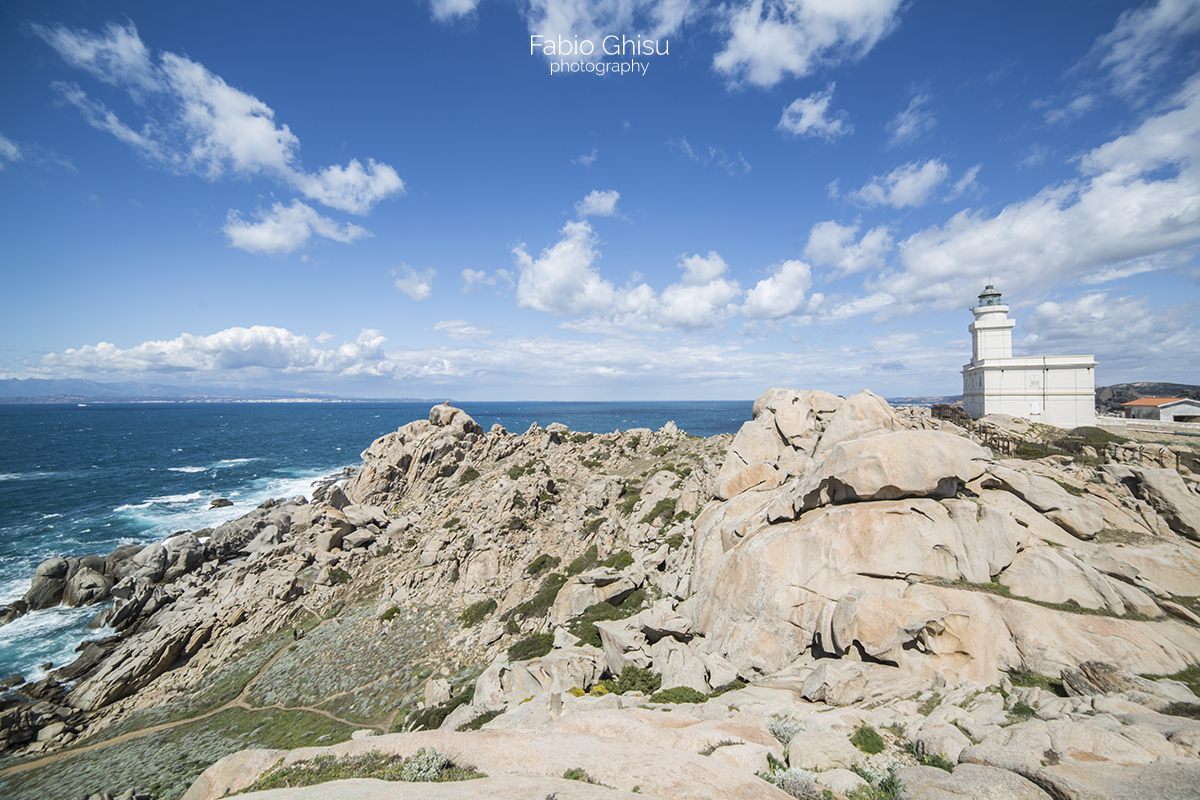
left=40, top=513, right=64, bottom=520
left=219, top=458, right=258, bottom=465
left=167, top=466, right=207, bottom=473
left=149, top=491, right=206, bottom=504
left=113, top=501, right=154, bottom=512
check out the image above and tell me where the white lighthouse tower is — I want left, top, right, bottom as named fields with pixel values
left=962, top=285, right=1097, bottom=428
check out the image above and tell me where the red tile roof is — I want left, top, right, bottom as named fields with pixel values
left=1120, top=397, right=1185, bottom=407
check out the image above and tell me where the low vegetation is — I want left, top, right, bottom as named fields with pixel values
left=245, top=748, right=484, bottom=792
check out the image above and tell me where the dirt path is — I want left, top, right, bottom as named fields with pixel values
left=0, top=614, right=387, bottom=779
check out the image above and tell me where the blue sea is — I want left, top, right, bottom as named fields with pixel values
left=0, top=400, right=750, bottom=681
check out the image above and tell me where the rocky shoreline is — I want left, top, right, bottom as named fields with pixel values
left=1, top=390, right=1199, bottom=799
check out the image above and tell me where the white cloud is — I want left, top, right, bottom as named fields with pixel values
left=0, top=133, right=22, bottom=168
left=886, top=93, right=935, bottom=147
left=713, top=0, right=904, bottom=88
left=38, top=22, right=403, bottom=232
left=1023, top=291, right=1198, bottom=377
left=1095, top=0, right=1200, bottom=99
left=38, top=326, right=388, bottom=375
left=876, top=73, right=1200, bottom=313
left=803, top=220, right=892, bottom=277
left=434, top=320, right=494, bottom=340
left=461, top=268, right=496, bottom=293
left=572, top=148, right=598, bottom=166
left=846, top=159, right=950, bottom=208
left=947, top=165, right=982, bottom=200
left=522, top=0, right=694, bottom=62
left=669, top=138, right=752, bottom=175
left=1043, top=94, right=1097, bottom=125
left=431, top=0, right=483, bottom=21
left=222, top=201, right=371, bottom=255
left=659, top=253, right=742, bottom=329
left=742, top=259, right=815, bottom=319
left=575, top=189, right=621, bottom=218
left=393, top=265, right=436, bottom=301
left=823, top=291, right=895, bottom=321
left=514, top=220, right=618, bottom=316
left=778, top=84, right=853, bottom=141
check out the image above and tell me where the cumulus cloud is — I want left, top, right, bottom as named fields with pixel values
left=36, top=21, right=402, bottom=251
left=393, top=265, right=436, bottom=301
left=0, top=133, right=22, bottom=168
left=778, top=84, right=853, bottom=141
left=222, top=201, right=371, bottom=255
left=512, top=221, right=743, bottom=331
left=803, top=220, right=892, bottom=277
left=575, top=189, right=621, bottom=218
left=742, top=259, right=816, bottom=319
left=886, top=93, right=935, bottom=147
left=713, top=0, right=904, bottom=88
left=874, top=73, right=1200, bottom=313
left=659, top=253, right=742, bottom=329
left=845, top=159, right=950, bottom=208
left=1094, top=0, right=1200, bottom=100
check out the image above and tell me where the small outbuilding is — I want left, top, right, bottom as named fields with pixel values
left=1120, top=397, right=1200, bottom=422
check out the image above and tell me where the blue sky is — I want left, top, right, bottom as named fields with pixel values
left=1, top=0, right=1198, bottom=400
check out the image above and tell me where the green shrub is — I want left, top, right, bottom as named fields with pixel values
left=582, top=517, right=603, bottom=536
left=246, top=749, right=483, bottom=791
left=512, top=492, right=527, bottom=509
left=526, top=553, right=561, bottom=575
left=708, top=679, right=747, bottom=697
left=328, top=567, right=351, bottom=585
left=444, top=516, right=462, bottom=529
left=563, top=767, right=594, bottom=783
left=504, top=572, right=567, bottom=620
left=600, top=665, right=662, bottom=696
left=508, top=632, right=554, bottom=661
left=651, top=445, right=670, bottom=456
left=507, top=465, right=526, bottom=479
left=640, top=497, right=678, bottom=525
left=665, top=534, right=685, bottom=549
left=1007, top=669, right=1068, bottom=696
left=566, top=589, right=647, bottom=647
left=850, top=724, right=886, bottom=754
left=459, top=598, right=497, bottom=628
left=650, top=686, right=707, bottom=704
left=380, top=606, right=400, bottom=622
left=628, top=435, right=641, bottom=449
left=1010, top=700, right=1036, bottom=721
left=409, top=686, right=474, bottom=731
left=460, top=709, right=502, bottom=731
left=504, top=516, right=528, bottom=531
left=617, top=487, right=642, bottom=515
left=767, top=716, right=801, bottom=745
left=600, top=550, right=634, bottom=569
left=458, top=467, right=480, bottom=485
left=566, top=544, right=599, bottom=575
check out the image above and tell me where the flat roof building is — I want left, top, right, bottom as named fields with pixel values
left=962, top=285, right=1097, bottom=429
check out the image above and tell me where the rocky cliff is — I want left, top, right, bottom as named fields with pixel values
left=2, top=389, right=1199, bottom=800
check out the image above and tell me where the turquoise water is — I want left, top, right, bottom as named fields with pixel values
left=0, top=400, right=750, bottom=680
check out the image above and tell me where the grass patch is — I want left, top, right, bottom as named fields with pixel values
left=508, top=632, right=554, bottom=661
left=246, top=748, right=485, bottom=792
left=525, top=553, right=561, bottom=576
left=649, top=686, right=707, bottom=704
left=460, top=709, right=503, bottom=730
left=600, top=549, right=634, bottom=569
left=458, top=467, right=480, bottom=485
left=617, top=486, right=642, bottom=516
left=1008, top=669, right=1068, bottom=697
left=850, top=724, right=886, bottom=754
left=507, top=464, right=526, bottom=479
left=328, top=567, right=351, bottom=585
left=459, top=598, right=497, bottom=628
left=566, top=588, right=648, bottom=647
left=665, top=533, right=685, bottom=549
left=1010, top=700, right=1037, bottom=722
left=640, top=497, right=678, bottom=526
left=503, top=572, right=567, bottom=621
left=566, top=545, right=599, bottom=576
left=563, top=767, right=596, bottom=783
left=1141, top=664, right=1200, bottom=696
left=709, top=679, right=747, bottom=697
left=407, top=685, right=474, bottom=732
left=944, top=579, right=1148, bottom=621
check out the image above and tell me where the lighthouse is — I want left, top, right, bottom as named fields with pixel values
left=962, top=286, right=1096, bottom=428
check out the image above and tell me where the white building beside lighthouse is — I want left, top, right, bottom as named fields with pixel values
left=962, top=285, right=1097, bottom=428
